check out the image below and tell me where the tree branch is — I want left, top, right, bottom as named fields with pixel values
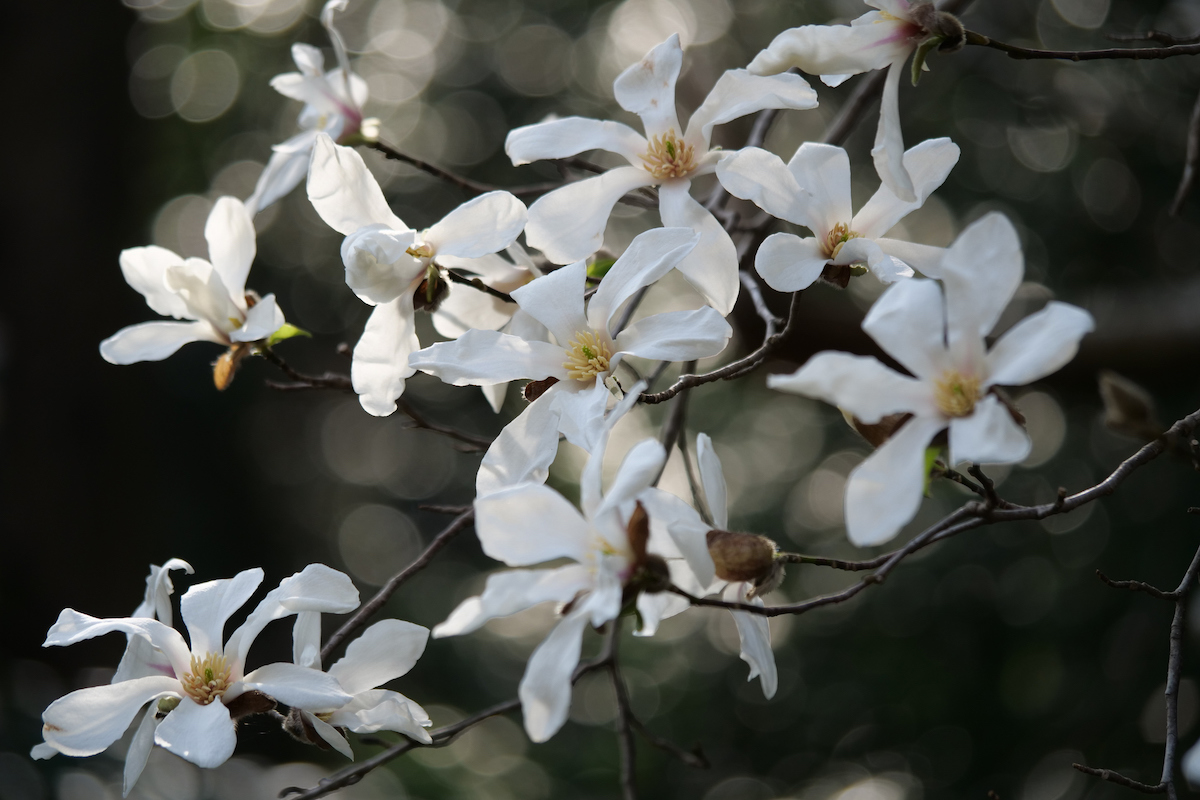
left=1171, top=87, right=1200, bottom=216
left=1071, top=765, right=1166, bottom=794
left=260, top=348, right=353, bottom=393
left=965, top=31, right=1200, bottom=61
left=395, top=397, right=494, bottom=451
left=444, top=269, right=516, bottom=303
left=607, top=624, right=638, bottom=800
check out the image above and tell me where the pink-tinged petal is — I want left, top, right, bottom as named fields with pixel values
left=44, top=611, right=191, bottom=677
left=204, top=197, right=256, bottom=303
left=871, top=58, right=917, bottom=203
left=845, top=415, right=946, bottom=547
left=162, top=260, right=242, bottom=334
left=587, top=227, right=699, bottom=332
left=949, top=395, right=1031, bottom=466
left=424, top=192, right=527, bottom=258
left=835, top=237, right=913, bottom=283
left=614, top=307, right=732, bottom=362
left=696, top=434, right=728, bottom=530
left=307, top=133, right=405, bottom=235
left=118, top=246, right=190, bottom=319
left=329, top=619, right=429, bottom=695
left=100, top=321, right=222, bottom=365
left=180, top=567, right=264, bottom=657
left=245, top=130, right=319, bottom=216
left=754, top=233, right=828, bottom=293
left=525, top=167, right=655, bottom=265
left=613, top=34, right=683, bottom=138
left=724, top=584, right=776, bottom=699
left=341, top=226, right=421, bottom=306
left=852, top=137, right=960, bottom=239
left=124, top=705, right=159, bottom=796
left=940, top=212, right=1024, bottom=368
left=862, top=278, right=949, bottom=382
left=474, top=484, right=594, bottom=566
left=506, top=117, right=647, bottom=167
left=154, top=698, right=236, bottom=769
left=875, top=239, right=946, bottom=278
left=768, top=352, right=936, bottom=423
left=511, top=259, right=589, bottom=346
left=40, top=676, right=181, bottom=758
left=231, top=293, right=284, bottom=343
left=410, top=329, right=567, bottom=386
left=238, top=662, right=352, bottom=709
left=352, top=293, right=419, bottom=416
left=786, top=142, right=853, bottom=234
left=985, top=302, right=1094, bottom=388
left=303, top=710, right=354, bottom=759
left=431, top=284, right=514, bottom=340
left=594, top=439, right=666, bottom=523
left=519, top=607, right=591, bottom=743
left=433, top=565, right=593, bottom=637
left=476, top=390, right=563, bottom=495
left=555, top=377, right=613, bottom=453
left=658, top=182, right=740, bottom=315
left=717, top=147, right=816, bottom=227
left=686, top=70, right=817, bottom=150
left=747, top=14, right=916, bottom=77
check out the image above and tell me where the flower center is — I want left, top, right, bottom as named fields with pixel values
left=179, top=652, right=233, bottom=706
left=823, top=222, right=862, bottom=260
left=934, top=370, right=982, bottom=418
left=406, top=243, right=433, bottom=260
left=562, top=331, right=613, bottom=381
left=640, top=129, right=697, bottom=180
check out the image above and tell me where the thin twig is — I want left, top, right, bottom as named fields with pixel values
left=260, top=349, right=353, bottom=393
left=1109, top=30, right=1200, bottom=46
left=965, top=31, right=1200, bottom=61
left=739, top=272, right=782, bottom=340
left=444, top=269, right=515, bottom=303
left=1071, top=765, right=1166, bottom=794
left=1095, top=570, right=1177, bottom=601
left=937, top=467, right=986, bottom=497
left=607, top=623, right=638, bottom=800
left=629, top=716, right=709, bottom=769
left=658, top=361, right=696, bottom=459
left=967, top=464, right=1006, bottom=509
left=777, top=552, right=882, bottom=572
left=395, top=397, right=494, bottom=451
left=371, top=139, right=558, bottom=198
left=1171, top=88, right=1200, bottom=216
left=1161, top=540, right=1200, bottom=797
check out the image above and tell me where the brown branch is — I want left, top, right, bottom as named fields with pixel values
left=739, top=272, right=782, bottom=340
left=1095, top=570, right=1177, bottom=601
left=936, top=467, right=986, bottom=497
left=1071, top=765, right=1166, bottom=794
left=1171, top=88, right=1200, bottom=216
left=965, top=31, right=1200, bottom=61
left=370, top=139, right=557, bottom=198
left=821, top=70, right=888, bottom=147
left=444, top=269, right=515, bottom=303
left=607, top=624, right=638, bottom=800
left=260, top=348, right=353, bottom=393
left=777, top=552, right=884, bottom=572
left=1108, top=31, right=1200, bottom=47
left=395, top=397, right=494, bottom=451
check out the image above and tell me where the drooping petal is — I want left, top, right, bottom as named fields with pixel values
left=657, top=182, right=740, bottom=315
left=204, top=197, right=256, bottom=304
left=696, top=434, right=728, bottom=530
left=948, top=394, right=1032, bottom=466
left=231, top=293, right=285, bottom=343
left=614, top=307, right=732, bottom=362
left=433, top=565, right=593, bottom=637
left=685, top=70, right=818, bottom=150
left=747, top=14, right=917, bottom=77
left=725, top=584, right=777, bottom=699
left=579, top=382, right=646, bottom=519
left=524, top=167, right=656, bottom=265
left=341, top=225, right=421, bottom=306
left=861, top=277, right=949, bottom=382
left=715, top=147, right=815, bottom=227
left=555, top=377, right=613, bottom=453
left=519, top=607, right=591, bottom=743
left=753, top=233, right=828, bottom=293
left=786, top=142, right=853, bottom=235
left=134, top=559, right=195, bottom=624
left=588, top=227, right=699, bottom=332
left=613, top=34, right=683, bottom=138
left=162, top=260, right=243, bottom=334
left=307, top=133, right=405, bottom=235
left=44, top=611, right=191, bottom=678
left=593, top=439, right=667, bottom=523
left=511, top=259, right=590, bottom=347
left=638, top=488, right=716, bottom=587
left=320, top=0, right=354, bottom=81
left=985, top=302, right=1094, bottom=388
left=118, top=246, right=190, bottom=319
left=476, top=389, right=565, bottom=495
left=292, top=611, right=322, bottom=671
left=875, top=238, right=946, bottom=278
left=871, top=58, right=917, bottom=203
left=844, top=415, right=946, bottom=547
left=329, top=619, right=429, bottom=695
left=302, top=710, right=354, bottom=759
left=424, top=192, right=527, bottom=258
left=940, top=212, right=1024, bottom=369
left=245, top=130, right=320, bottom=216
left=506, top=117, right=648, bottom=166
left=154, top=698, right=236, bottom=769
left=237, top=662, right=352, bottom=710
left=40, top=676, right=181, bottom=758
left=409, top=329, right=567, bottom=386
left=768, top=352, right=937, bottom=423
left=474, top=484, right=594, bottom=566
left=124, top=705, right=159, bottom=796
left=352, top=293, right=419, bottom=417
left=100, top=321, right=222, bottom=365
left=179, top=568, right=264, bottom=657
left=331, top=690, right=432, bottom=743
left=852, top=137, right=960, bottom=239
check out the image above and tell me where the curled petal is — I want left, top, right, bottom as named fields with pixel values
left=124, top=705, right=159, bottom=796
left=41, top=676, right=181, bottom=758
left=754, top=233, right=827, bottom=293
left=748, top=13, right=916, bottom=77
left=871, top=58, right=917, bottom=203
left=341, top=226, right=421, bottom=306
left=307, top=133, right=405, bottom=235
left=696, top=434, right=728, bottom=530
left=118, top=246, right=190, bottom=319
left=658, top=182, right=740, bottom=315
left=424, top=192, right=527, bottom=259
left=506, top=117, right=647, bottom=167
left=100, top=321, right=222, bottom=365
left=519, top=607, right=591, bottom=742
left=524, top=167, right=655, bottom=265
left=204, top=197, right=256, bottom=303
left=686, top=70, right=817, bottom=150
left=352, top=294, right=419, bottom=416
left=613, top=34, right=683, bottom=137
left=231, top=293, right=285, bottom=343
left=303, top=710, right=354, bottom=759
left=44, top=611, right=191, bottom=678
left=853, top=137, right=960, bottom=239
left=162, top=260, right=242, bottom=334
left=835, top=237, right=913, bottom=283
left=726, top=584, right=777, bottom=699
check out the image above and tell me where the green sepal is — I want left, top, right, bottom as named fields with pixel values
left=923, top=447, right=941, bottom=496
left=587, top=259, right=616, bottom=280
left=911, top=36, right=944, bottom=86
left=267, top=323, right=312, bottom=347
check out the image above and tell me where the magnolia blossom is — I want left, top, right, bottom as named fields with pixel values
left=769, top=213, right=1094, bottom=546
left=717, top=138, right=958, bottom=288
left=246, top=0, right=377, bottom=215
left=506, top=34, right=818, bottom=315
left=99, top=197, right=287, bottom=389
left=34, top=565, right=358, bottom=794
left=408, top=227, right=732, bottom=494
left=289, top=616, right=432, bottom=757
left=748, top=0, right=951, bottom=202
left=306, top=132, right=528, bottom=416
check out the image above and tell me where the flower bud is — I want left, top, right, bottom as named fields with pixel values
left=1099, top=370, right=1163, bottom=441
left=213, top=343, right=252, bottom=391
left=706, top=530, right=777, bottom=583
left=282, top=707, right=334, bottom=749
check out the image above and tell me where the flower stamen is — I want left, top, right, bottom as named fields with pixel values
left=563, top=331, right=613, bottom=381
left=179, top=653, right=233, bottom=706
left=823, top=222, right=862, bottom=260
left=640, top=129, right=697, bottom=180
left=934, top=370, right=982, bottom=418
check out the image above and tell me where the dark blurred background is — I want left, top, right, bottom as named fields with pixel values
left=4, top=0, right=1200, bottom=798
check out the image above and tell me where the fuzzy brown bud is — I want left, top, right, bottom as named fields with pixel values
left=1099, top=370, right=1164, bottom=441
left=706, top=530, right=777, bottom=583
left=909, top=2, right=966, bottom=52
left=213, top=343, right=252, bottom=391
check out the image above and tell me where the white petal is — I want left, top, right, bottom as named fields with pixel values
left=940, top=212, right=1024, bottom=364
left=657, top=182, right=740, bottom=315
left=861, top=277, right=948, bottom=381
left=638, top=488, right=715, bottom=587
left=579, top=382, right=646, bottom=518
left=555, top=378, right=613, bottom=453
left=100, top=321, right=221, bottom=365
left=30, top=744, right=57, bottom=760
left=482, top=383, right=508, bottom=413
left=716, top=147, right=815, bottom=227
left=511, top=259, right=590, bottom=347
left=431, top=283, right=515, bottom=340
left=474, top=484, right=593, bottom=566
left=753, top=233, right=827, bottom=293
left=524, top=167, right=655, bottom=265
left=726, top=584, right=777, bottom=699
left=519, top=607, right=591, bottom=742
left=154, top=698, right=236, bottom=769
left=163, top=260, right=242, bottom=333
left=871, top=58, right=916, bottom=203
left=303, top=710, right=355, bottom=759
left=137, top=558, right=194, bottom=624
left=433, top=565, right=593, bottom=637
left=768, top=352, right=936, bottom=423
left=875, top=238, right=946, bottom=278
left=1183, top=740, right=1200, bottom=787
left=747, top=14, right=917, bottom=77
left=231, top=293, right=284, bottom=343
left=696, top=434, right=728, bottom=529
left=332, top=691, right=432, bottom=743
left=985, top=302, right=1094, bottom=388
left=179, top=567, right=264, bottom=657
left=476, top=390, right=564, bottom=495
left=204, top=197, right=256, bottom=303
left=238, top=662, right=352, bottom=710
left=124, top=706, right=159, bottom=797
left=44, top=610, right=191, bottom=677
left=341, top=226, right=421, bottom=306
left=594, top=439, right=666, bottom=522
left=244, top=131, right=318, bottom=216
left=329, top=619, right=429, bottom=695
left=614, top=307, right=732, bottom=362
left=321, top=0, right=353, bottom=78
left=409, top=329, right=566, bottom=386
left=613, top=34, right=683, bottom=138
left=118, top=246, right=190, bottom=319
left=425, top=192, right=527, bottom=258
left=352, top=294, right=419, bottom=416
left=292, top=612, right=322, bottom=671
left=685, top=70, right=817, bottom=149
left=845, top=415, right=946, bottom=547
left=949, top=395, right=1032, bottom=466
left=786, top=142, right=852, bottom=233
left=307, top=133, right=405, bottom=235
left=835, top=237, right=913, bottom=283
left=506, top=117, right=648, bottom=166
left=587, top=227, right=700, bottom=332
left=852, top=138, right=960, bottom=239
left=40, top=676, right=180, bottom=757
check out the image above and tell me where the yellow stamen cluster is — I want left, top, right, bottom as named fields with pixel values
left=562, top=331, right=613, bottom=381
left=179, top=653, right=233, bottom=705
left=934, top=370, right=982, bottom=418
left=823, top=222, right=862, bottom=260
left=640, top=129, right=697, bottom=180
left=406, top=243, right=433, bottom=259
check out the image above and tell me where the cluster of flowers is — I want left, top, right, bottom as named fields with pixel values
left=57, top=0, right=1097, bottom=788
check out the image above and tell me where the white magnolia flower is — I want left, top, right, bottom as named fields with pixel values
left=769, top=213, right=1094, bottom=546
left=246, top=0, right=377, bottom=215
left=306, top=132, right=528, bottom=416
left=289, top=615, right=433, bottom=757
left=506, top=34, right=818, bottom=315
left=748, top=0, right=951, bottom=203
left=34, top=565, right=358, bottom=794
left=717, top=138, right=959, bottom=288
left=408, top=227, right=732, bottom=494
left=99, top=197, right=287, bottom=388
